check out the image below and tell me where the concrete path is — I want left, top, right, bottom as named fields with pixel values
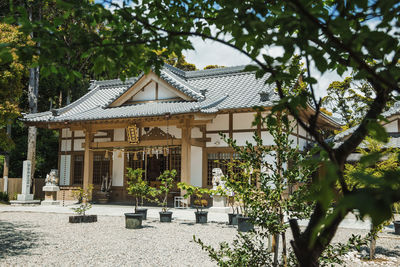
left=0, top=202, right=382, bottom=230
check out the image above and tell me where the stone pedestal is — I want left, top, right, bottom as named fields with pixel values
left=10, top=160, right=40, bottom=205
left=41, top=185, right=60, bottom=206
left=209, top=195, right=230, bottom=213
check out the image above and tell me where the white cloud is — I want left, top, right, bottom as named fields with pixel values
left=184, top=38, right=350, bottom=98
left=183, top=37, right=251, bottom=69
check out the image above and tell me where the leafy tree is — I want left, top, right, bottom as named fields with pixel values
left=2, top=1, right=400, bottom=265
left=344, top=137, right=400, bottom=260
left=155, top=169, right=177, bottom=212
left=156, top=50, right=197, bottom=71
left=203, top=65, right=225, bottom=70
left=218, top=113, right=316, bottom=266
left=0, top=23, right=27, bottom=151
left=126, top=168, right=153, bottom=212
left=323, top=77, right=394, bottom=129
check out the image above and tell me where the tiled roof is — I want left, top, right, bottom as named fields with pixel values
left=22, top=64, right=336, bottom=125
left=331, top=101, right=400, bottom=146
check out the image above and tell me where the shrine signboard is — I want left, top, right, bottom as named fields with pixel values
left=126, top=125, right=139, bottom=144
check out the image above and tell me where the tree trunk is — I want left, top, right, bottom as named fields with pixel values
left=370, top=223, right=376, bottom=260
left=273, top=233, right=279, bottom=267
left=27, top=3, right=40, bottom=193
left=27, top=66, right=39, bottom=192
left=2, top=124, right=11, bottom=193
left=282, top=231, right=287, bottom=267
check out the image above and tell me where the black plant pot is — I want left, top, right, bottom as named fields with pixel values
left=159, top=211, right=173, bottom=222
left=135, top=208, right=148, bottom=220
left=394, top=221, right=400, bottom=235
left=228, top=213, right=241, bottom=225
left=69, top=215, right=97, bottom=223
left=125, top=213, right=143, bottom=229
left=195, top=211, right=208, bottom=224
left=237, top=216, right=254, bottom=232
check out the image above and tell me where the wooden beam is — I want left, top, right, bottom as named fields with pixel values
left=190, top=138, right=211, bottom=147
left=86, top=139, right=182, bottom=149
left=181, top=119, right=191, bottom=189
left=256, top=111, right=262, bottom=138
left=83, top=130, right=93, bottom=193
left=229, top=113, right=233, bottom=139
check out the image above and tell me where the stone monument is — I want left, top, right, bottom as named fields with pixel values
left=10, top=160, right=40, bottom=205
left=209, top=168, right=230, bottom=213
left=41, top=169, right=60, bottom=205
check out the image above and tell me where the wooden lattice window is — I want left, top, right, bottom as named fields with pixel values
left=127, top=149, right=144, bottom=170
left=72, top=154, right=84, bottom=185
left=93, top=153, right=111, bottom=185
left=169, top=147, right=181, bottom=182
left=206, top=152, right=243, bottom=186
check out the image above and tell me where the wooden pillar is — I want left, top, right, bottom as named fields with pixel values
left=83, top=129, right=93, bottom=191
left=181, top=119, right=192, bottom=187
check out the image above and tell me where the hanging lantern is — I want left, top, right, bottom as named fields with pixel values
left=133, top=152, right=138, bottom=161
left=105, top=150, right=109, bottom=159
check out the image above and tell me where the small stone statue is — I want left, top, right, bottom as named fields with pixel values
left=212, top=168, right=226, bottom=191
left=45, top=169, right=59, bottom=186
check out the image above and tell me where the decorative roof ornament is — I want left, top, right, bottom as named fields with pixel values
left=259, top=91, right=270, bottom=102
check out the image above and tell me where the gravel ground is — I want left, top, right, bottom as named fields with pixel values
left=1, top=211, right=400, bottom=266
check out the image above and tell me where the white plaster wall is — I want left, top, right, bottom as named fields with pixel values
left=74, top=130, right=85, bottom=137
left=384, top=120, right=398, bottom=132
left=62, top=128, right=72, bottom=138
left=158, top=84, right=179, bottom=99
left=298, top=124, right=307, bottom=137
left=232, top=132, right=258, bottom=146
left=73, top=139, right=85, bottom=151
left=94, top=131, right=108, bottom=137
left=93, top=137, right=111, bottom=143
left=59, top=155, right=71, bottom=185
left=132, top=81, right=156, bottom=101
left=61, top=140, right=71, bottom=151
left=112, top=149, right=124, bottom=186
left=206, top=133, right=228, bottom=147
left=261, top=131, right=275, bottom=146
left=298, top=137, right=308, bottom=150
left=233, top=112, right=257, bottom=130
left=158, top=126, right=181, bottom=139
left=207, top=114, right=229, bottom=131
left=114, top=128, right=125, bottom=141
left=190, top=146, right=202, bottom=187
left=191, top=127, right=203, bottom=138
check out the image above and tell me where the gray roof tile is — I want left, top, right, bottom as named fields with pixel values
left=22, top=64, right=334, bottom=125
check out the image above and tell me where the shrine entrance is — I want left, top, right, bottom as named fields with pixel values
left=126, top=146, right=182, bottom=185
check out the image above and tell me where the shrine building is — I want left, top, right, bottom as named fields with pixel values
left=23, top=64, right=340, bottom=203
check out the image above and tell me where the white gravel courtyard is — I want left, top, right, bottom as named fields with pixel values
left=0, top=212, right=236, bottom=266
left=1, top=211, right=400, bottom=266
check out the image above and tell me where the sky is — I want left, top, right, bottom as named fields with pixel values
left=183, top=37, right=350, bottom=99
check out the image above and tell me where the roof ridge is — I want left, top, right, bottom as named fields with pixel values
left=185, top=65, right=249, bottom=78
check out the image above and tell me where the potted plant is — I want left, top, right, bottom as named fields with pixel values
left=227, top=195, right=241, bottom=226
left=97, top=173, right=112, bottom=204
left=224, top=161, right=254, bottom=232
left=125, top=168, right=152, bottom=229
left=69, top=184, right=97, bottom=223
left=155, top=169, right=177, bottom=222
left=178, top=183, right=212, bottom=224
left=393, top=203, right=400, bottom=235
